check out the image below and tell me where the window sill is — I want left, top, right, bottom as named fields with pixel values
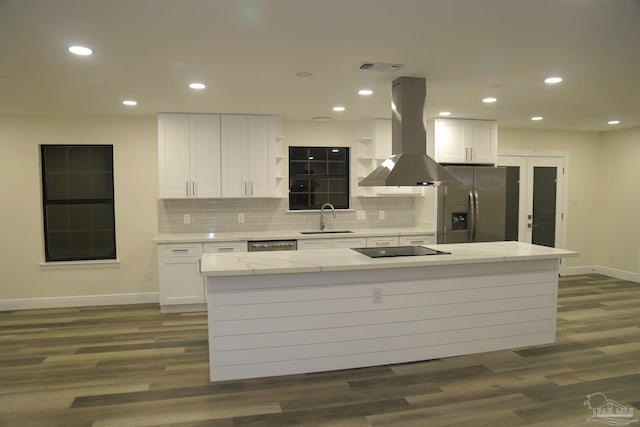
left=39, top=259, right=121, bottom=269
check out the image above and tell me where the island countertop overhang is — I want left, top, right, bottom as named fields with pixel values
left=200, top=241, right=579, bottom=278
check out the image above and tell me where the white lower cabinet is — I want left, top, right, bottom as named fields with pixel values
left=204, top=241, right=248, bottom=253
left=159, top=234, right=434, bottom=311
left=399, top=234, right=435, bottom=246
left=297, top=239, right=333, bottom=250
left=332, top=237, right=367, bottom=249
left=158, top=244, right=205, bottom=309
left=297, top=234, right=433, bottom=250
left=158, top=241, right=247, bottom=312
left=366, top=236, right=399, bottom=248
left=298, top=237, right=367, bottom=250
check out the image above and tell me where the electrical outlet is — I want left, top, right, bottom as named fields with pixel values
left=238, top=213, right=245, bottom=223
left=379, top=210, right=385, bottom=220
left=183, top=214, right=191, bottom=224
left=356, top=210, right=366, bottom=220
left=372, top=288, right=382, bottom=304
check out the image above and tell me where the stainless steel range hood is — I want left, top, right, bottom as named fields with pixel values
left=359, top=77, right=461, bottom=187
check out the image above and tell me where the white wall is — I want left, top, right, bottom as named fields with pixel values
left=498, top=126, right=640, bottom=281
left=0, top=115, right=159, bottom=309
left=498, top=127, right=601, bottom=269
left=596, top=127, right=640, bottom=279
left=1, top=115, right=636, bottom=310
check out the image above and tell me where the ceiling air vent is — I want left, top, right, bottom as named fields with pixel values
left=359, top=62, right=404, bottom=72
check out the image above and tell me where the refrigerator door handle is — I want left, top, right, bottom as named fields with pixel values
left=473, top=190, right=479, bottom=241
left=468, top=191, right=475, bottom=241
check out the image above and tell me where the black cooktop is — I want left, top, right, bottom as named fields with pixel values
left=351, top=246, right=451, bottom=258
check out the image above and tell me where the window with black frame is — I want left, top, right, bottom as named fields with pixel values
left=289, top=146, right=349, bottom=210
left=41, top=145, right=116, bottom=262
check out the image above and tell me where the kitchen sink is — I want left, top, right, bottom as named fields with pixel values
left=299, top=230, right=354, bottom=234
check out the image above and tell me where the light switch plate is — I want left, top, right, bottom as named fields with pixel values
left=238, top=213, right=245, bottom=223
left=183, top=214, right=191, bottom=224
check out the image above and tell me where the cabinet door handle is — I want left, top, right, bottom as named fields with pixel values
left=192, top=181, right=196, bottom=197
left=409, top=240, right=424, bottom=244
left=244, top=181, right=247, bottom=195
left=376, top=241, right=391, bottom=246
left=469, top=147, right=473, bottom=161
left=217, top=247, right=234, bottom=252
left=250, top=181, right=254, bottom=196
left=186, top=181, right=190, bottom=197
left=172, top=249, right=189, bottom=253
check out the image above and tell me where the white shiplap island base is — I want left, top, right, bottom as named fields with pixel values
left=201, top=241, right=578, bottom=382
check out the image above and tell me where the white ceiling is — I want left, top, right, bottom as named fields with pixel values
left=1, top=0, right=639, bottom=131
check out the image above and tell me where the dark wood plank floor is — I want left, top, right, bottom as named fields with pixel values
left=1, top=274, right=639, bottom=426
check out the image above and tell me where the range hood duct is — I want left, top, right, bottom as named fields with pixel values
left=358, top=77, right=461, bottom=187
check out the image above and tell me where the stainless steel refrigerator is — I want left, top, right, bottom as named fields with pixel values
left=437, top=166, right=507, bottom=243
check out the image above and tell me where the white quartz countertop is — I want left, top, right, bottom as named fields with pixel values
left=200, top=241, right=579, bottom=277
left=154, top=227, right=435, bottom=243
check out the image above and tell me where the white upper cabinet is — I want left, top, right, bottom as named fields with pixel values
left=191, top=115, right=223, bottom=197
left=427, top=118, right=498, bottom=165
left=220, top=114, right=245, bottom=198
left=356, top=119, right=422, bottom=197
left=158, top=113, right=221, bottom=198
left=221, top=114, right=279, bottom=198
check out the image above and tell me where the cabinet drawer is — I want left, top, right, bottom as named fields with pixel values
left=399, top=234, right=435, bottom=246
left=297, top=239, right=332, bottom=250
left=332, top=237, right=367, bottom=249
left=204, top=241, right=248, bottom=253
left=159, top=243, right=203, bottom=257
left=366, top=236, right=399, bottom=248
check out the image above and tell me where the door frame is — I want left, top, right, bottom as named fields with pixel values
left=498, top=151, right=568, bottom=250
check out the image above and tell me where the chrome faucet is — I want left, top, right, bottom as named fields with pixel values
left=319, top=203, right=335, bottom=231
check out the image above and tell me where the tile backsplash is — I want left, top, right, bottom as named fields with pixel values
left=158, top=197, right=416, bottom=233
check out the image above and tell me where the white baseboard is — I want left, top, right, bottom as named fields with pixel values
left=3, top=263, right=637, bottom=312
left=0, top=292, right=159, bottom=311
left=561, top=265, right=598, bottom=276
left=561, top=264, right=639, bottom=283
left=595, top=265, right=640, bottom=283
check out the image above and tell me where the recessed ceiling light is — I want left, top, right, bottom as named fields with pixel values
left=608, top=120, right=620, bottom=125
left=297, top=72, right=312, bottom=77
left=68, top=45, right=92, bottom=56
left=358, top=89, right=373, bottom=96
left=439, top=111, right=452, bottom=116
left=333, top=106, right=346, bottom=112
left=122, top=100, right=137, bottom=106
left=531, top=116, right=543, bottom=121
left=482, top=97, right=497, bottom=103
left=544, top=76, right=563, bottom=84
left=189, top=82, right=206, bottom=90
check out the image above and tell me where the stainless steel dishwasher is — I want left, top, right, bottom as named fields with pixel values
left=247, top=240, right=297, bottom=252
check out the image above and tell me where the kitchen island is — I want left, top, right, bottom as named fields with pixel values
left=201, top=241, right=577, bottom=382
